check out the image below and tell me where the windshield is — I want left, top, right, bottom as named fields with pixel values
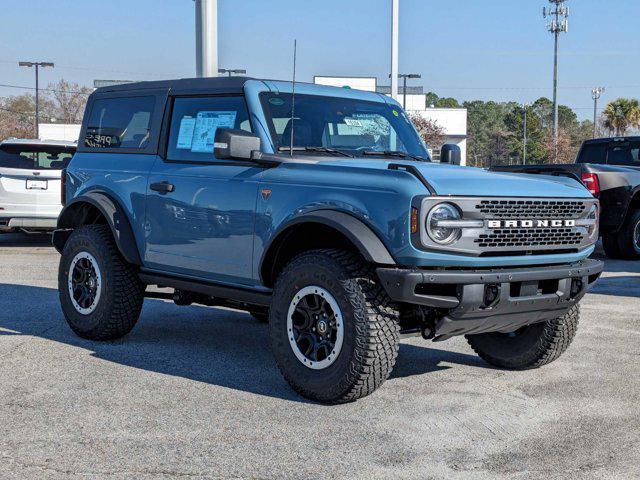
left=259, top=92, right=430, bottom=160
left=0, top=145, right=75, bottom=170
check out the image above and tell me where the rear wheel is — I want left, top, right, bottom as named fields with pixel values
left=616, top=209, right=640, bottom=260
left=466, top=305, right=580, bottom=370
left=269, top=249, right=400, bottom=404
left=58, top=225, right=145, bottom=340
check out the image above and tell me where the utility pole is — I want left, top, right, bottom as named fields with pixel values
left=195, top=0, right=218, bottom=77
left=591, top=87, right=605, bottom=138
left=523, top=103, right=528, bottom=165
left=390, top=0, right=399, bottom=101
left=543, top=0, right=569, bottom=159
left=18, top=61, right=54, bottom=139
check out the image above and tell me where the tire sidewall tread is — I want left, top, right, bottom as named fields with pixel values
left=58, top=224, right=144, bottom=341
left=269, top=249, right=399, bottom=404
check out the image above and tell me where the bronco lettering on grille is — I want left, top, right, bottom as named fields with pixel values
left=487, top=219, right=577, bottom=228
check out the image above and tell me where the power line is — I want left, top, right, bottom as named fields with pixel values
left=0, top=83, right=91, bottom=95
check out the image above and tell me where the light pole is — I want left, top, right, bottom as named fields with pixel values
left=18, top=61, right=54, bottom=139
left=543, top=1, right=569, bottom=158
left=195, top=0, right=218, bottom=77
left=390, top=0, right=399, bottom=101
left=396, top=73, right=421, bottom=109
left=523, top=103, right=528, bottom=165
left=218, top=68, right=247, bottom=77
left=591, top=87, right=605, bottom=138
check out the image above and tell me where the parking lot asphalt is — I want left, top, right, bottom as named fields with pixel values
left=0, top=232, right=638, bottom=480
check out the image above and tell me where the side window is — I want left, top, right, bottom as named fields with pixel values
left=607, top=143, right=637, bottom=166
left=167, top=96, right=252, bottom=162
left=84, top=96, right=155, bottom=149
left=631, top=142, right=640, bottom=164
left=576, top=143, right=607, bottom=164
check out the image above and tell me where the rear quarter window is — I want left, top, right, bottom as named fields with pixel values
left=83, top=96, right=156, bottom=150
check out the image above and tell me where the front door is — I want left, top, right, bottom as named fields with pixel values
left=145, top=95, right=262, bottom=286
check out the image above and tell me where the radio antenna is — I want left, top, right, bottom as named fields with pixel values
left=289, top=39, right=297, bottom=157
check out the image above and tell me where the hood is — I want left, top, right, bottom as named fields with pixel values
left=317, top=159, right=592, bottom=198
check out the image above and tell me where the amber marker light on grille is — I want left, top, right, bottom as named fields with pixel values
left=411, top=207, right=419, bottom=234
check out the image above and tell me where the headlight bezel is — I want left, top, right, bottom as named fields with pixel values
left=426, top=202, right=463, bottom=245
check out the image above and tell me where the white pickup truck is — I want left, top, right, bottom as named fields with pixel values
left=0, top=138, right=75, bottom=233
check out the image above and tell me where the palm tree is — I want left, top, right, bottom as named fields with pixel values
left=602, top=98, right=640, bottom=136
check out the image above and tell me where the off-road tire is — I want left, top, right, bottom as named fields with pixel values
left=269, top=249, right=400, bottom=404
left=602, top=233, right=623, bottom=259
left=616, top=209, right=640, bottom=260
left=59, top=224, right=145, bottom=340
left=466, top=305, right=580, bottom=370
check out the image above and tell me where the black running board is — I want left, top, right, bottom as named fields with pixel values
left=139, top=272, right=272, bottom=307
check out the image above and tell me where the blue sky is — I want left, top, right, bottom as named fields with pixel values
left=0, top=0, right=638, bottom=119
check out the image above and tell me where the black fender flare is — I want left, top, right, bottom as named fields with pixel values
left=260, top=210, right=396, bottom=284
left=53, top=192, right=142, bottom=265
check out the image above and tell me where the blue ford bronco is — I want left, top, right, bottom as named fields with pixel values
left=54, top=77, right=604, bottom=403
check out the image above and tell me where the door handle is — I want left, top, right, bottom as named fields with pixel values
left=150, top=181, right=175, bottom=193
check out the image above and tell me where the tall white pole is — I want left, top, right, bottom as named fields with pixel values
left=390, top=0, right=399, bottom=101
left=195, top=0, right=218, bottom=77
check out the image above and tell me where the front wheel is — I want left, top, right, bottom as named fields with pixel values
left=269, top=249, right=400, bottom=404
left=466, top=305, right=580, bottom=370
left=58, top=225, right=145, bottom=340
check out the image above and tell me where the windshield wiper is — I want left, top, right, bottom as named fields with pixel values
left=362, top=150, right=429, bottom=162
left=277, top=146, right=353, bottom=158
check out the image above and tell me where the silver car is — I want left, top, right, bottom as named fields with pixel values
left=0, top=138, right=75, bottom=233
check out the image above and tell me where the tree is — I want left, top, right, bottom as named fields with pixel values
left=435, top=97, right=461, bottom=108
left=543, top=127, right=574, bottom=164
left=464, top=100, right=511, bottom=167
left=408, top=113, right=446, bottom=149
left=504, top=104, right=546, bottom=164
left=425, top=92, right=439, bottom=108
left=602, top=98, right=640, bottom=136
left=48, top=79, right=92, bottom=123
left=0, top=93, right=54, bottom=140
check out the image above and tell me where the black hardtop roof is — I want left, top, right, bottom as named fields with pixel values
left=584, top=136, right=640, bottom=144
left=93, top=76, right=255, bottom=95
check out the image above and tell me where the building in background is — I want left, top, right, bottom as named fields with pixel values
left=38, top=123, right=81, bottom=142
left=314, top=76, right=467, bottom=165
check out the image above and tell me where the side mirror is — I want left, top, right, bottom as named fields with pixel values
left=440, top=144, right=461, bottom=165
left=214, top=129, right=261, bottom=160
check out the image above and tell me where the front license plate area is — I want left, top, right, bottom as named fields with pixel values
left=26, top=179, right=48, bottom=190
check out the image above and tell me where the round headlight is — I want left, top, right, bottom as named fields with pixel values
left=427, top=203, right=462, bottom=244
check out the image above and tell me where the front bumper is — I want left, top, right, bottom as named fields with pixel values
left=377, top=259, right=604, bottom=340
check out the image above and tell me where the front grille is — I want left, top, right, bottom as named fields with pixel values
left=475, top=227, right=583, bottom=249
left=476, top=200, right=587, bottom=219
left=418, top=196, right=597, bottom=257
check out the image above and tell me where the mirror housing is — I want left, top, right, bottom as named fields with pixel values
left=214, top=129, right=261, bottom=160
left=440, top=144, right=461, bottom=165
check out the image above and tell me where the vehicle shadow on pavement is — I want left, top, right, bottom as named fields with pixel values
left=391, top=343, right=490, bottom=379
left=0, top=232, right=52, bottom=247
left=0, top=283, right=490, bottom=402
left=588, top=275, right=640, bottom=297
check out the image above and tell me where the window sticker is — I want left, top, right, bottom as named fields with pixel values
left=343, top=118, right=363, bottom=127
left=176, top=117, right=196, bottom=149
left=191, top=111, right=237, bottom=153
